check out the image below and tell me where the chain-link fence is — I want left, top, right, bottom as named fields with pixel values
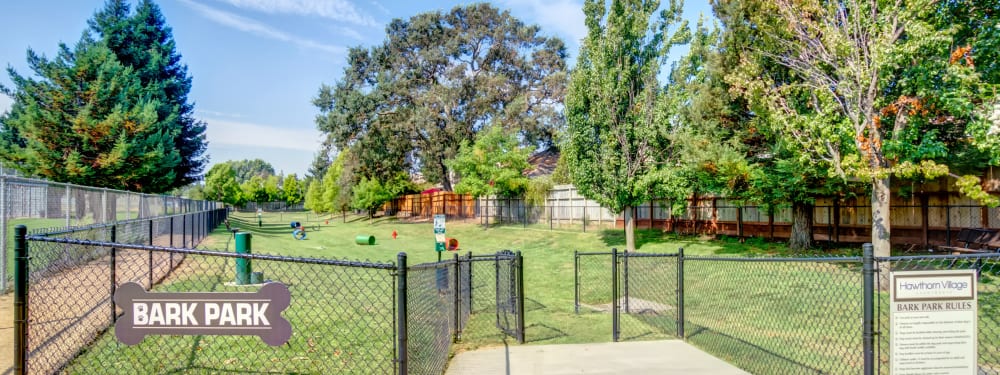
left=1, top=175, right=221, bottom=292
left=574, top=248, right=1000, bottom=375
left=11, top=222, right=523, bottom=375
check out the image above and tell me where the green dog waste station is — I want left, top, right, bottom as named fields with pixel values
left=355, top=235, right=376, bottom=245
left=235, top=232, right=252, bottom=284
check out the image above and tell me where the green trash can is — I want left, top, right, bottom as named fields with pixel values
left=355, top=235, right=376, bottom=245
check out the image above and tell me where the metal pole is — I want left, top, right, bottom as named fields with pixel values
left=182, top=215, right=187, bottom=248
left=574, top=250, right=579, bottom=314
left=110, top=225, right=117, bottom=324
left=516, top=250, right=525, bottom=344
left=467, top=251, right=474, bottom=308
left=677, top=247, right=685, bottom=339
left=148, top=220, right=154, bottom=289
left=453, top=253, right=460, bottom=342
left=169, top=217, right=174, bottom=270
left=396, top=252, right=408, bottom=375
left=624, top=251, right=630, bottom=313
left=65, top=185, right=71, bottom=227
left=612, top=248, right=619, bottom=342
left=14, top=225, right=28, bottom=375
left=862, top=243, right=875, bottom=375
left=1, top=176, right=7, bottom=292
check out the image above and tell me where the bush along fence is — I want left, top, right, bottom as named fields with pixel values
left=10, top=221, right=524, bottom=375
left=575, top=247, right=1000, bottom=375
left=0, top=175, right=221, bottom=292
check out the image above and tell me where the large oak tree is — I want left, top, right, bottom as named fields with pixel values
left=314, top=3, right=568, bottom=191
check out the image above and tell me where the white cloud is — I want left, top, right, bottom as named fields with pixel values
left=217, top=0, right=378, bottom=27
left=335, top=26, right=366, bottom=42
left=179, top=0, right=345, bottom=54
left=0, top=93, right=11, bottom=115
left=204, top=118, right=322, bottom=152
left=369, top=1, right=390, bottom=16
left=503, top=0, right=587, bottom=44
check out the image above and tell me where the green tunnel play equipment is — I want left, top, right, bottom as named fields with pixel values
left=355, top=235, right=376, bottom=245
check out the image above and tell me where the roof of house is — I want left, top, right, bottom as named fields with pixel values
left=525, top=148, right=559, bottom=178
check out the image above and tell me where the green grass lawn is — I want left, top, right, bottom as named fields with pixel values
left=55, top=211, right=999, bottom=374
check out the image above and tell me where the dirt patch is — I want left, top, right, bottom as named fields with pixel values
left=0, top=293, right=12, bottom=372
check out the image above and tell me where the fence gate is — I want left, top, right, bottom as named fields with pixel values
left=493, top=250, right=525, bottom=343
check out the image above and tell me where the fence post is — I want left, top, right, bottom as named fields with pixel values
left=946, top=205, right=952, bottom=246
left=396, top=252, right=408, bottom=375
left=65, top=185, right=71, bottom=227
left=1, top=176, right=7, bottom=292
left=549, top=205, right=553, bottom=230
left=624, top=251, right=630, bottom=314
left=677, top=247, right=685, bottom=339
left=862, top=243, right=875, bottom=375
left=516, top=250, right=525, bottom=344
left=14, top=225, right=27, bottom=375
left=182, top=214, right=187, bottom=248
left=574, top=250, right=579, bottom=314
left=110, top=224, right=117, bottom=324
left=169, top=217, right=174, bottom=270
left=453, top=253, right=460, bottom=343
left=148, top=220, right=154, bottom=289
left=467, top=251, right=473, bottom=307
left=612, top=248, right=619, bottom=342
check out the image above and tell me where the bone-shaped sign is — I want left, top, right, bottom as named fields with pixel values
left=114, top=282, right=292, bottom=346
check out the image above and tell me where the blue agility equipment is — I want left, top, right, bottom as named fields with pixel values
left=292, top=229, right=307, bottom=240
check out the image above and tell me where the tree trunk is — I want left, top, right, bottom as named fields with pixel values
left=871, top=177, right=891, bottom=258
left=789, top=202, right=814, bottom=251
left=872, top=176, right=892, bottom=288
left=440, top=160, right=453, bottom=191
left=624, top=205, right=636, bottom=252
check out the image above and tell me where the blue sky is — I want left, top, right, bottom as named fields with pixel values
left=0, top=0, right=714, bottom=179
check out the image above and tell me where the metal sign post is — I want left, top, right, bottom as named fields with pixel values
left=434, top=214, right=446, bottom=262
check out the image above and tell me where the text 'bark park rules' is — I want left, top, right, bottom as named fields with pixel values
left=891, top=269, right=977, bottom=375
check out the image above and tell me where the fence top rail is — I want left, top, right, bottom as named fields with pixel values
left=28, top=209, right=223, bottom=237
left=878, top=252, right=1000, bottom=262
left=686, top=255, right=863, bottom=263
left=23, top=235, right=398, bottom=270
left=622, top=252, right=680, bottom=258
left=410, top=259, right=458, bottom=270
left=576, top=251, right=613, bottom=256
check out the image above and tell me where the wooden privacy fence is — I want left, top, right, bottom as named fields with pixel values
left=385, top=192, right=476, bottom=219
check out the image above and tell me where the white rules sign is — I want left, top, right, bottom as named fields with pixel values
left=114, top=282, right=292, bottom=346
left=890, top=270, right=978, bottom=375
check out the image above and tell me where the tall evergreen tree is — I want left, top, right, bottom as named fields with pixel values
left=89, top=0, right=207, bottom=187
left=0, top=0, right=205, bottom=192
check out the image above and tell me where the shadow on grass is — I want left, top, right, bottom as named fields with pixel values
left=685, top=323, right=828, bottom=374
left=597, top=229, right=699, bottom=251
left=525, top=322, right=568, bottom=343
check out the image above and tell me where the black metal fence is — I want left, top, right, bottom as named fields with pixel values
left=11, top=223, right=524, bottom=374
left=574, top=248, right=1000, bottom=374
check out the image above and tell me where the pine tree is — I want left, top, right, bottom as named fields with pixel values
left=89, top=0, right=207, bottom=188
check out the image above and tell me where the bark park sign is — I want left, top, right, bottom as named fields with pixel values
left=114, top=282, right=292, bottom=346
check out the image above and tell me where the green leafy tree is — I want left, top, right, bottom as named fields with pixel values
left=304, top=179, right=326, bottom=213
left=229, top=159, right=275, bottom=183
left=283, top=174, right=304, bottom=206
left=241, top=175, right=269, bottom=205
left=264, top=174, right=283, bottom=203
left=89, top=0, right=207, bottom=187
left=351, top=173, right=413, bottom=219
left=204, top=163, right=241, bottom=206
left=321, top=155, right=344, bottom=213
left=314, top=3, right=568, bottom=190
left=447, top=126, right=533, bottom=198
left=565, top=0, right=689, bottom=252
left=0, top=39, right=180, bottom=192
left=724, top=0, right=999, bottom=257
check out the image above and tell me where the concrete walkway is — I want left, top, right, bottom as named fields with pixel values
left=445, top=340, right=750, bottom=375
